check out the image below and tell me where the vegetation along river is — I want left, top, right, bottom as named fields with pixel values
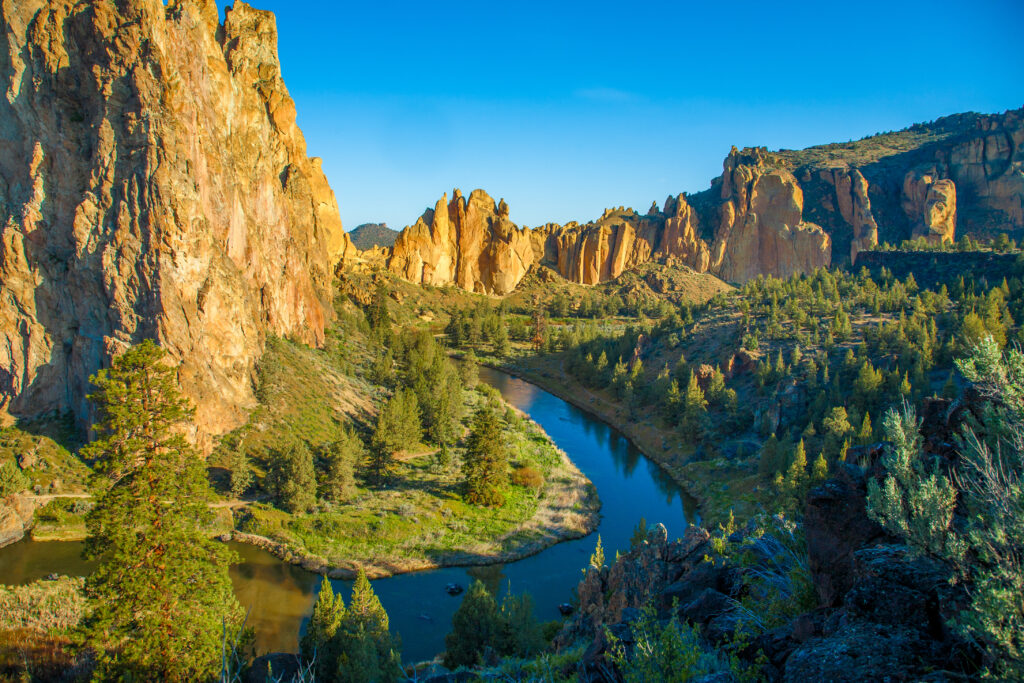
left=0, top=366, right=699, bottom=663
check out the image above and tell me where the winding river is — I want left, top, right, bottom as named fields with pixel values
left=0, top=367, right=699, bottom=663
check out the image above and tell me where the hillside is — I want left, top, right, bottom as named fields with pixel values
left=349, top=223, right=400, bottom=250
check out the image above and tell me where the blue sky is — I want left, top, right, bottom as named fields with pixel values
left=256, top=0, right=1024, bottom=230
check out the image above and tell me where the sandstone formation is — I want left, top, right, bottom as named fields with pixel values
left=902, top=166, right=957, bottom=244
left=0, top=0, right=351, bottom=441
left=385, top=150, right=828, bottom=293
left=708, top=147, right=831, bottom=282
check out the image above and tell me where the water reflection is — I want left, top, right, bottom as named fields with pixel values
left=0, top=367, right=702, bottom=663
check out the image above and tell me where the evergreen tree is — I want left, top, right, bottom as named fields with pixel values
left=444, top=580, right=504, bottom=669
left=334, top=570, right=402, bottom=683
left=680, top=371, right=708, bottom=439
left=499, top=591, right=545, bottom=658
left=589, top=535, right=605, bottom=570
left=269, top=440, right=317, bottom=513
left=758, top=433, right=783, bottom=478
left=781, top=439, right=808, bottom=507
left=301, top=577, right=346, bottom=679
left=811, top=452, right=829, bottom=483
left=366, top=285, right=394, bottom=345
left=857, top=412, right=874, bottom=446
left=370, top=388, right=421, bottom=484
left=78, top=341, right=243, bottom=679
left=321, top=431, right=362, bottom=503
left=462, top=406, right=509, bottom=506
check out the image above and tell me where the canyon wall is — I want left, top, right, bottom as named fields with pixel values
left=0, top=0, right=352, bottom=441
left=386, top=147, right=830, bottom=294
left=382, top=108, right=1022, bottom=294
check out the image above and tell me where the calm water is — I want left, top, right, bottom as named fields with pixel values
left=0, top=367, right=699, bottom=662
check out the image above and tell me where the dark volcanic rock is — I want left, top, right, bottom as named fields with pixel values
left=804, top=463, right=888, bottom=606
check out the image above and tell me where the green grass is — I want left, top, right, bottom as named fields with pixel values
left=0, top=416, right=91, bottom=494
left=232, top=386, right=597, bottom=575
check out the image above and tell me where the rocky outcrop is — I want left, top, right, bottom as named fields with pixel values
left=903, top=165, right=957, bottom=244
left=0, top=0, right=351, bottom=441
left=388, top=190, right=541, bottom=295
left=0, top=494, right=37, bottom=548
left=709, top=148, right=832, bottom=282
left=376, top=109, right=1021, bottom=292
left=385, top=154, right=827, bottom=293
left=784, top=108, right=1022, bottom=256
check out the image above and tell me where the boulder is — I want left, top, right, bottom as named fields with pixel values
left=804, top=464, right=887, bottom=606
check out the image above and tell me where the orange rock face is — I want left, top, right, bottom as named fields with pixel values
left=384, top=151, right=830, bottom=293
left=0, top=0, right=350, bottom=442
left=903, top=166, right=957, bottom=244
left=710, top=148, right=832, bottom=282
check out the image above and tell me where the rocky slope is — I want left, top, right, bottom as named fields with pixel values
left=348, top=222, right=399, bottom=250
left=0, top=0, right=354, bottom=442
left=379, top=108, right=1022, bottom=293
left=781, top=107, right=1023, bottom=260
left=558, top=398, right=981, bottom=681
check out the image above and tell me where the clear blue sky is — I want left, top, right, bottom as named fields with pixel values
left=254, top=0, right=1024, bottom=231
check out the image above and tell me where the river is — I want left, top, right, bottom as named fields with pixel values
left=0, top=366, right=699, bottom=663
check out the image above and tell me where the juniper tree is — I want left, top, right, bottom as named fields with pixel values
left=301, top=577, right=346, bottom=679
left=335, top=570, right=402, bottom=682
left=462, top=406, right=508, bottom=506
left=303, top=571, right=401, bottom=682
left=78, top=340, right=243, bottom=680
left=369, top=388, right=421, bottom=484
left=443, top=580, right=504, bottom=669
left=267, top=439, right=317, bottom=513
left=320, top=430, right=362, bottom=503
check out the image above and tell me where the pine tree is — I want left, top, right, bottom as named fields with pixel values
left=301, top=577, right=346, bottom=679
left=78, top=341, right=243, bottom=680
left=321, top=431, right=362, bottom=503
left=334, top=570, right=402, bottom=682
left=663, top=379, right=682, bottom=421
left=858, top=412, right=874, bottom=445
left=370, top=387, right=421, bottom=484
left=462, top=406, right=509, bottom=506
left=680, top=371, right=708, bottom=439
left=811, top=452, right=829, bottom=483
left=758, top=433, right=782, bottom=478
left=443, top=580, right=504, bottom=669
left=270, top=440, right=317, bottom=513
left=781, top=439, right=808, bottom=506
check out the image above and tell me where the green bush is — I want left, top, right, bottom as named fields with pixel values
left=0, top=460, right=29, bottom=496
left=867, top=337, right=1024, bottom=677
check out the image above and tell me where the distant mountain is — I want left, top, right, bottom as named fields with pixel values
left=349, top=223, right=399, bottom=250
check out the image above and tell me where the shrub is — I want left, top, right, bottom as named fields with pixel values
left=510, top=465, right=543, bottom=491
left=867, top=337, right=1024, bottom=677
left=0, top=460, right=29, bottom=496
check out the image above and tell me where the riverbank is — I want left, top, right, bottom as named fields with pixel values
left=227, top=420, right=599, bottom=580
left=486, top=355, right=758, bottom=526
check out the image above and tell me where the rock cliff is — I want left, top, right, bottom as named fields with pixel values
left=0, top=0, right=352, bottom=441
left=385, top=148, right=830, bottom=293
left=708, top=147, right=831, bottom=282
left=783, top=107, right=1024, bottom=258
left=379, top=108, right=1021, bottom=294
